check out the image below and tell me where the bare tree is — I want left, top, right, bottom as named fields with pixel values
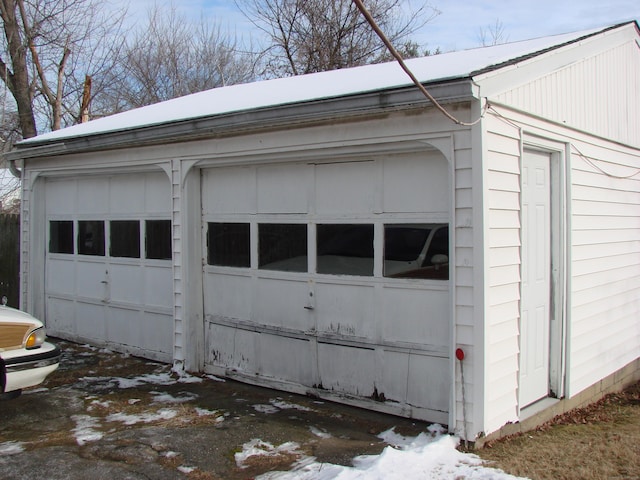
left=0, top=0, right=126, bottom=138
left=478, top=19, right=509, bottom=47
left=111, top=5, right=258, bottom=110
left=0, top=115, right=20, bottom=212
left=237, top=0, right=440, bottom=77
left=0, top=108, right=21, bottom=211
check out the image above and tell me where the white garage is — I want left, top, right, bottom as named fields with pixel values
left=10, top=22, right=640, bottom=443
left=42, top=171, right=173, bottom=361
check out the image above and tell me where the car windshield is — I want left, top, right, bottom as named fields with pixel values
left=384, top=226, right=432, bottom=261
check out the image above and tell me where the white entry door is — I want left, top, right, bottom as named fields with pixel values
left=520, top=150, right=551, bottom=407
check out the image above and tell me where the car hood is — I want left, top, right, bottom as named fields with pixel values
left=0, top=306, right=43, bottom=327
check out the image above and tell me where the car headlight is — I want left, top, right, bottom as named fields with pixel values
left=25, top=327, right=46, bottom=349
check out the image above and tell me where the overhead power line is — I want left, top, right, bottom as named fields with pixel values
left=352, top=0, right=484, bottom=126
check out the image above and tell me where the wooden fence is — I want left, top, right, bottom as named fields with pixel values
left=0, top=214, right=19, bottom=307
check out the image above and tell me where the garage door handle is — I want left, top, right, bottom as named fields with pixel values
left=101, top=280, right=108, bottom=284
left=303, top=305, right=314, bottom=310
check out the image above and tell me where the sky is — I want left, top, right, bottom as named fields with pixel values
left=114, top=0, right=640, bottom=53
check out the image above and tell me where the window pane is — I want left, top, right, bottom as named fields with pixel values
left=384, top=224, right=448, bottom=279
left=77, top=221, right=105, bottom=256
left=207, top=222, right=250, bottom=267
left=259, top=224, right=307, bottom=272
left=49, top=221, right=74, bottom=254
left=317, top=224, right=373, bottom=276
left=146, top=220, right=172, bottom=260
left=110, top=221, right=140, bottom=258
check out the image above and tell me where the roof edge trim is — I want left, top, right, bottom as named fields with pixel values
left=9, top=80, right=476, bottom=160
left=470, top=21, right=639, bottom=78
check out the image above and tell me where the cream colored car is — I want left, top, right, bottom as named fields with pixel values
left=0, top=298, right=60, bottom=399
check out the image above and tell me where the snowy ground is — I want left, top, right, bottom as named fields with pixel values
left=0, top=343, right=529, bottom=479
left=235, top=426, right=528, bottom=480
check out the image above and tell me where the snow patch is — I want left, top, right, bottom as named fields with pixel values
left=150, top=391, right=198, bottom=404
left=309, top=426, right=332, bottom=439
left=23, top=387, right=48, bottom=394
left=106, top=408, right=177, bottom=426
left=88, top=399, right=112, bottom=410
left=270, top=399, right=313, bottom=412
left=253, top=398, right=314, bottom=414
left=0, top=442, right=25, bottom=456
left=235, top=439, right=302, bottom=469
left=71, top=415, right=103, bottom=446
left=255, top=429, right=529, bottom=480
left=114, top=372, right=175, bottom=388
left=77, top=371, right=176, bottom=390
left=176, top=372, right=203, bottom=384
left=195, top=407, right=218, bottom=416
left=177, top=465, right=197, bottom=474
left=253, top=404, right=280, bottom=414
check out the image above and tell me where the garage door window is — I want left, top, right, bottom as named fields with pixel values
left=49, top=221, right=74, bottom=254
left=146, top=220, right=172, bottom=260
left=259, top=224, right=307, bottom=272
left=317, top=224, right=374, bottom=276
left=384, top=224, right=448, bottom=279
left=110, top=221, right=140, bottom=258
left=207, top=222, right=250, bottom=267
left=78, top=220, right=105, bottom=256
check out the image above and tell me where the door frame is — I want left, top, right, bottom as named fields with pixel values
left=520, top=139, right=568, bottom=410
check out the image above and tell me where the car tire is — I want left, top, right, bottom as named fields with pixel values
left=0, top=389, right=22, bottom=400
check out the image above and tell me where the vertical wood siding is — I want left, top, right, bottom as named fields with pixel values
left=494, top=40, right=640, bottom=147
left=171, top=159, right=183, bottom=367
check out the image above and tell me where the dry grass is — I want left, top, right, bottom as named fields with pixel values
left=478, top=381, right=640, bottom=480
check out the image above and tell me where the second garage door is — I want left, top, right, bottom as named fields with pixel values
left=202, top=151, right=451, bottom=422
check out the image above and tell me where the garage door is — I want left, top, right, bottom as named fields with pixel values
left=202, top=152, right=451, bottom=422
left=44, top=172, right=173, bottom=362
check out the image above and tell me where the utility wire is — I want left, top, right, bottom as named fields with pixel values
left=489, top=105, right=640, bottom=179
left=352, top=0, right=484, bottom=126
left=571, top=143, right=640, bottom=179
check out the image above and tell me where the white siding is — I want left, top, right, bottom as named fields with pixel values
left=567, top=141, right=640, bottom=395
left=482, top=116, right=522, bottom=434
left=481, top=104, right=640, bottom=438
left=450, top=128, right=483, bottom=440
left=494, top=37, right=640, bottom=147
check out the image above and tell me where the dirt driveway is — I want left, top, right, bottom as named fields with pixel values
left=0, top=340, right=429, bottom=479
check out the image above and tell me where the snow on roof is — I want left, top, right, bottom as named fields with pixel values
left=22, top=25, right=610, bottom=145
